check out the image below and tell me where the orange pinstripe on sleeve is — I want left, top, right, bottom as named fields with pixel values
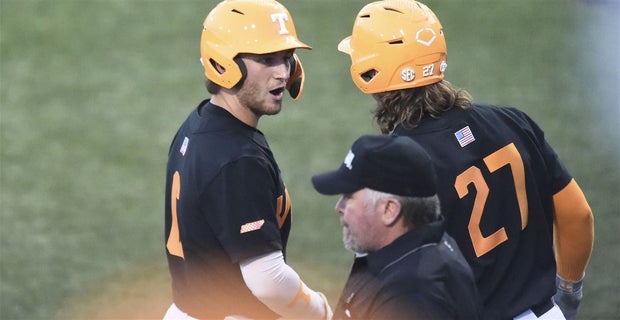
left=553, top=179, right=594, bottom=281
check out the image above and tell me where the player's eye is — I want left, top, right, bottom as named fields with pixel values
left=260, top=57, right=276, bottom=65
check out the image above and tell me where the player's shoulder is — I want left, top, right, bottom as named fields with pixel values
left=473, top=103, right=526, bottom=117
left=194, top=130, right=266, bottom=164
left=471, top=103, right=536, bottom=127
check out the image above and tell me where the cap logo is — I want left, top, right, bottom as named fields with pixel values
left=415, top=27, right=436, bottom=46
left=344, top=150, right=355, bottom=170
left=440, top=61, right=448, bottom=73
left=401, top=68, right=415, bottom=82
left=271, top=13, right=290, bottom=35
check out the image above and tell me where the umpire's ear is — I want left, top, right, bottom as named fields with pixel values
left=286, top=53, right=305, bottom=101
left=381, top=197, right=402, bottom=227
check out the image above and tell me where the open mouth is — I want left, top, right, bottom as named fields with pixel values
left=270, top=87, right=285, bottom=96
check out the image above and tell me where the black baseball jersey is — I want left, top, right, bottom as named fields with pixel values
left=164, top=100, right=292, bottom=319
left=392, top=104, right=572, bottom=319
left=334, top=218, right=480, bottom=319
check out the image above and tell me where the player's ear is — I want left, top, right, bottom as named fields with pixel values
left=286, top=53, right=305, bottom=101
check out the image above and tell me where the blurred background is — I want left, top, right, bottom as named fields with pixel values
left=1, top=0, right=618, bottom=318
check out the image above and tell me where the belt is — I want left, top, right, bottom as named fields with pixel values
left=531, top=299, right=554, bottom=317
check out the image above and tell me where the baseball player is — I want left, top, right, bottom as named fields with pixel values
left=337, top=1, right=594, bottom=319
left=163, top=0, right=331, bottom=319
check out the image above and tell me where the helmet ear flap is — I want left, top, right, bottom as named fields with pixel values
left=286, top=53, right=305, bottom=101
left=232, top=56, right=247, bottom=89
left=201, top=40, right=244, bottom=89
left=288, top=55, right=297, bottom=78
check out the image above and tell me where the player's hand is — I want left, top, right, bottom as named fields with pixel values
left=553, top=274, right=584, bottom=320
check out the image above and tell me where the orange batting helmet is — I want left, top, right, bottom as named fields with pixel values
left=338, top=0, right=447, bottom=94
left=200, top=0, right=311, bottom=98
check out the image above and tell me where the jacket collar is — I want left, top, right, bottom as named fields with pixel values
left=366, top=215, right=446, bottom=275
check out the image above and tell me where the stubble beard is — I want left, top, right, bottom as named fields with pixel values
left=238, top=81, right=283, bottom=117
left=251, top=102, right=282, bottom=117
left=342, top=225, right=366, bottom=254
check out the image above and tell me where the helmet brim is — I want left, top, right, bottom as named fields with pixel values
left=338, top=36, right=352, bottom=54
left=255, top=37, right=312, bottom=54
left=287, top=38, right=312, bottom=51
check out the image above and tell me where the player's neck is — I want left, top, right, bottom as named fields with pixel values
left=211, top=94, right=259, bottom=128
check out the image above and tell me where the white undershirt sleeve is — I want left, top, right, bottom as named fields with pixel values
left=239, top=251, right=332, bottom=319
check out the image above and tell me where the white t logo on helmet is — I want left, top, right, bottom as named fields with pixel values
left=271, top=13, right=290, bottom=35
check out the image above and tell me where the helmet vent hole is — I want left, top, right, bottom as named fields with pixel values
left=231, top=9, right=244, bottom=15
left=389, top=40, right=403, bottom=45
left=361, top=69, right=378, bottom=83
left=384, top=7, right=403, bottom=14
left=209, top=58, right=226, bottom=75
left=360, top=14, right=370, bottom=18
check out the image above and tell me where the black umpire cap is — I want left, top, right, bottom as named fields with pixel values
left=312, top=134, right=437, bottom=197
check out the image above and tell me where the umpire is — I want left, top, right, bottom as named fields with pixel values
left=312, top=134, right=481, bottom=319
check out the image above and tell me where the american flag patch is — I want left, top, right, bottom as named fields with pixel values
left=180, top=137, right=189, bottom=156
left=454, top=126, right=475, bottom=147
left=240, top=219, right=265, bottom=234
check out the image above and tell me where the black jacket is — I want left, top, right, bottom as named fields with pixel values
left=334, top=217, right=481, bottom=319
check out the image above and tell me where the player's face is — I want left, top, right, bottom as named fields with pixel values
left=335, top=189, right=383, bottom=254
left=236, top=50, right=293, bottom=117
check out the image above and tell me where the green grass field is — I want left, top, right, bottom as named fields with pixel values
left=1, top=0, right=618, bottom=319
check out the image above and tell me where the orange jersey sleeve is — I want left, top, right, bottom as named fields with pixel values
left=553, top=179, right=594, bottom=281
